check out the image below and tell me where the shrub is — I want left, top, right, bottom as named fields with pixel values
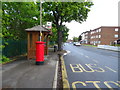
left=2, top=55, right=11, bottom=63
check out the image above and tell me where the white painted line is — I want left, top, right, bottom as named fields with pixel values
left=63, top=50, right=71, bottom=56
left=105, top=66, right=117, bottom=73
left=53, top=61, right=59, bottom=89
left=92, top=59, right=99, bottom=63
left=64, top=53, right=67, bottom=56
left=85, top=56, right=89, bottom=58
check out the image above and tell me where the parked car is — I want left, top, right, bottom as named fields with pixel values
left=73, top=42, right=76, bottom=45
left=73, top=42, right=81, bottom=46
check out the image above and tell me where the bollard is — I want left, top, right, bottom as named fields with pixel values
left=36, top=41, right=45, bottom=65
left=54, top=45, right=57, bottom=52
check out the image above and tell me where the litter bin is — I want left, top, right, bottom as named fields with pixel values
left=54, top=45, right=58, bottom=52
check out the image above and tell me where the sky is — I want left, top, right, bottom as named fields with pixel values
left=64, top=0, right=119, bottom=39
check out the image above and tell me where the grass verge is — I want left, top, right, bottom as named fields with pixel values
left=83, top=44, right=97, bottom=47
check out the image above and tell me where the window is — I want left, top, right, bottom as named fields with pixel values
left=96, top=35, right=98, bottom=38
left=115, top=28, right=118, bottom=32
left=114, top=34, right=118, bottom=38
left=96, top=30, right=98, bottom=32
left=99, top=35, right=101, bottom=38
left=98, top=41, right=101, bottom=44
left=91, top=41, right=93, bottom=44
left=99, top=29, right=101, bottom=32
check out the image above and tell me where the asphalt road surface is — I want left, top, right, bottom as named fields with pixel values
left=63, top=43, right=119, bottom=90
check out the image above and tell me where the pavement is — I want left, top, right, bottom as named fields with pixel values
left=2, top=48, right=59, bottom=89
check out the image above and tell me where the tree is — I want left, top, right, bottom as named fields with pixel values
left=42, top=2, right=93, bottom=51
left=78, top=35, right=82, bottom=41
left=73, top=37, right=78, bottom=42
left=1, top=2, right=39, bottom=62
left=61, top=25, right=69, bottom=42
left=49, top=25, right=69, bottom=44
left=2, top=2, right=39, bottom=40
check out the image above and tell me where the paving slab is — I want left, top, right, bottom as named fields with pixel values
left=2, top=52, right=58, bottom=89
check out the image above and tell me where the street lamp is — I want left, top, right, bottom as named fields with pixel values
left=40, top=0, right=42, bottom=41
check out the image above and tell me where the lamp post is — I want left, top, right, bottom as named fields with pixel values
left=35, top=0, right=45, bottom=65
left=40, top=0, right=42, bottom=41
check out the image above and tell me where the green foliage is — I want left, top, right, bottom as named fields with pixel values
left=2, top=55, right=11, bottom=63
left=73, top=37, right=78, bottom=42
left=42, top=2, right=93, bottom=50
left=49, top=25, right=69, bottom=43
left=2, top=2, right=39, bottom=40
left=43, top=2, right=93, bottom=24
left=2, top=2, right=39, bottom=62
left=61, top=25, right=69, bottom=42
left=49, top=26, right=58, bottom=43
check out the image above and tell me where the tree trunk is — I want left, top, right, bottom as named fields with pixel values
left=57, top=25, right=63, bottom=51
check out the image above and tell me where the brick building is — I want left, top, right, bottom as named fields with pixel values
left=81, top=31, right=90, bottom=44
left=81, top=26, right=120, bottom=45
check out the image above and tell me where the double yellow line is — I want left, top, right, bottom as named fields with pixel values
left=61, top=56, right=70, bottom=89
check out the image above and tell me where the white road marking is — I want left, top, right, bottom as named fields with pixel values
left=85, top=56, right=89, bottom=58
left=92, top=59, right=99, bottom=63
left=63, top=50, right=71, bottom=56
left=105, top=66, right=117, bottom=73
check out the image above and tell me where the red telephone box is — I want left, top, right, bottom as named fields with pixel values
left=36, top=41, right=45, bottom=65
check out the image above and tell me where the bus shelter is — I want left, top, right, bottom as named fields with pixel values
left=25, top=25, right=51, bottom=60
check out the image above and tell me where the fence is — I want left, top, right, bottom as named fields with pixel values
left=2, top=40, right=27, bottom=57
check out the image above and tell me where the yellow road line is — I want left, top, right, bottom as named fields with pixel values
left=104, top=81, right=120, bottom=90
left=86, top=81, right=101, bottom=90
left=79, top=64, right=94, bottom=72
left=72, top=81, right=87, bottom=90
left=70, top=64, right=83, bottom=72
left=61, top=56, right=70, bottom=89
left=105, top=66, right=117, bottom=73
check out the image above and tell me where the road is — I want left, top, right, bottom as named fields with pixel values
left=63, top=43, right=119, bottom=90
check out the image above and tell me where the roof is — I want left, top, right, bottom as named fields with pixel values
left=80, top=26, right=120, bottom=35
left=25, top=25, right=50, bottom=32
left=91, top=26, right=120, bottom=31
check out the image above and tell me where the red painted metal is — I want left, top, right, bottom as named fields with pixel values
left=36, top=41, right=45, bottom=65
